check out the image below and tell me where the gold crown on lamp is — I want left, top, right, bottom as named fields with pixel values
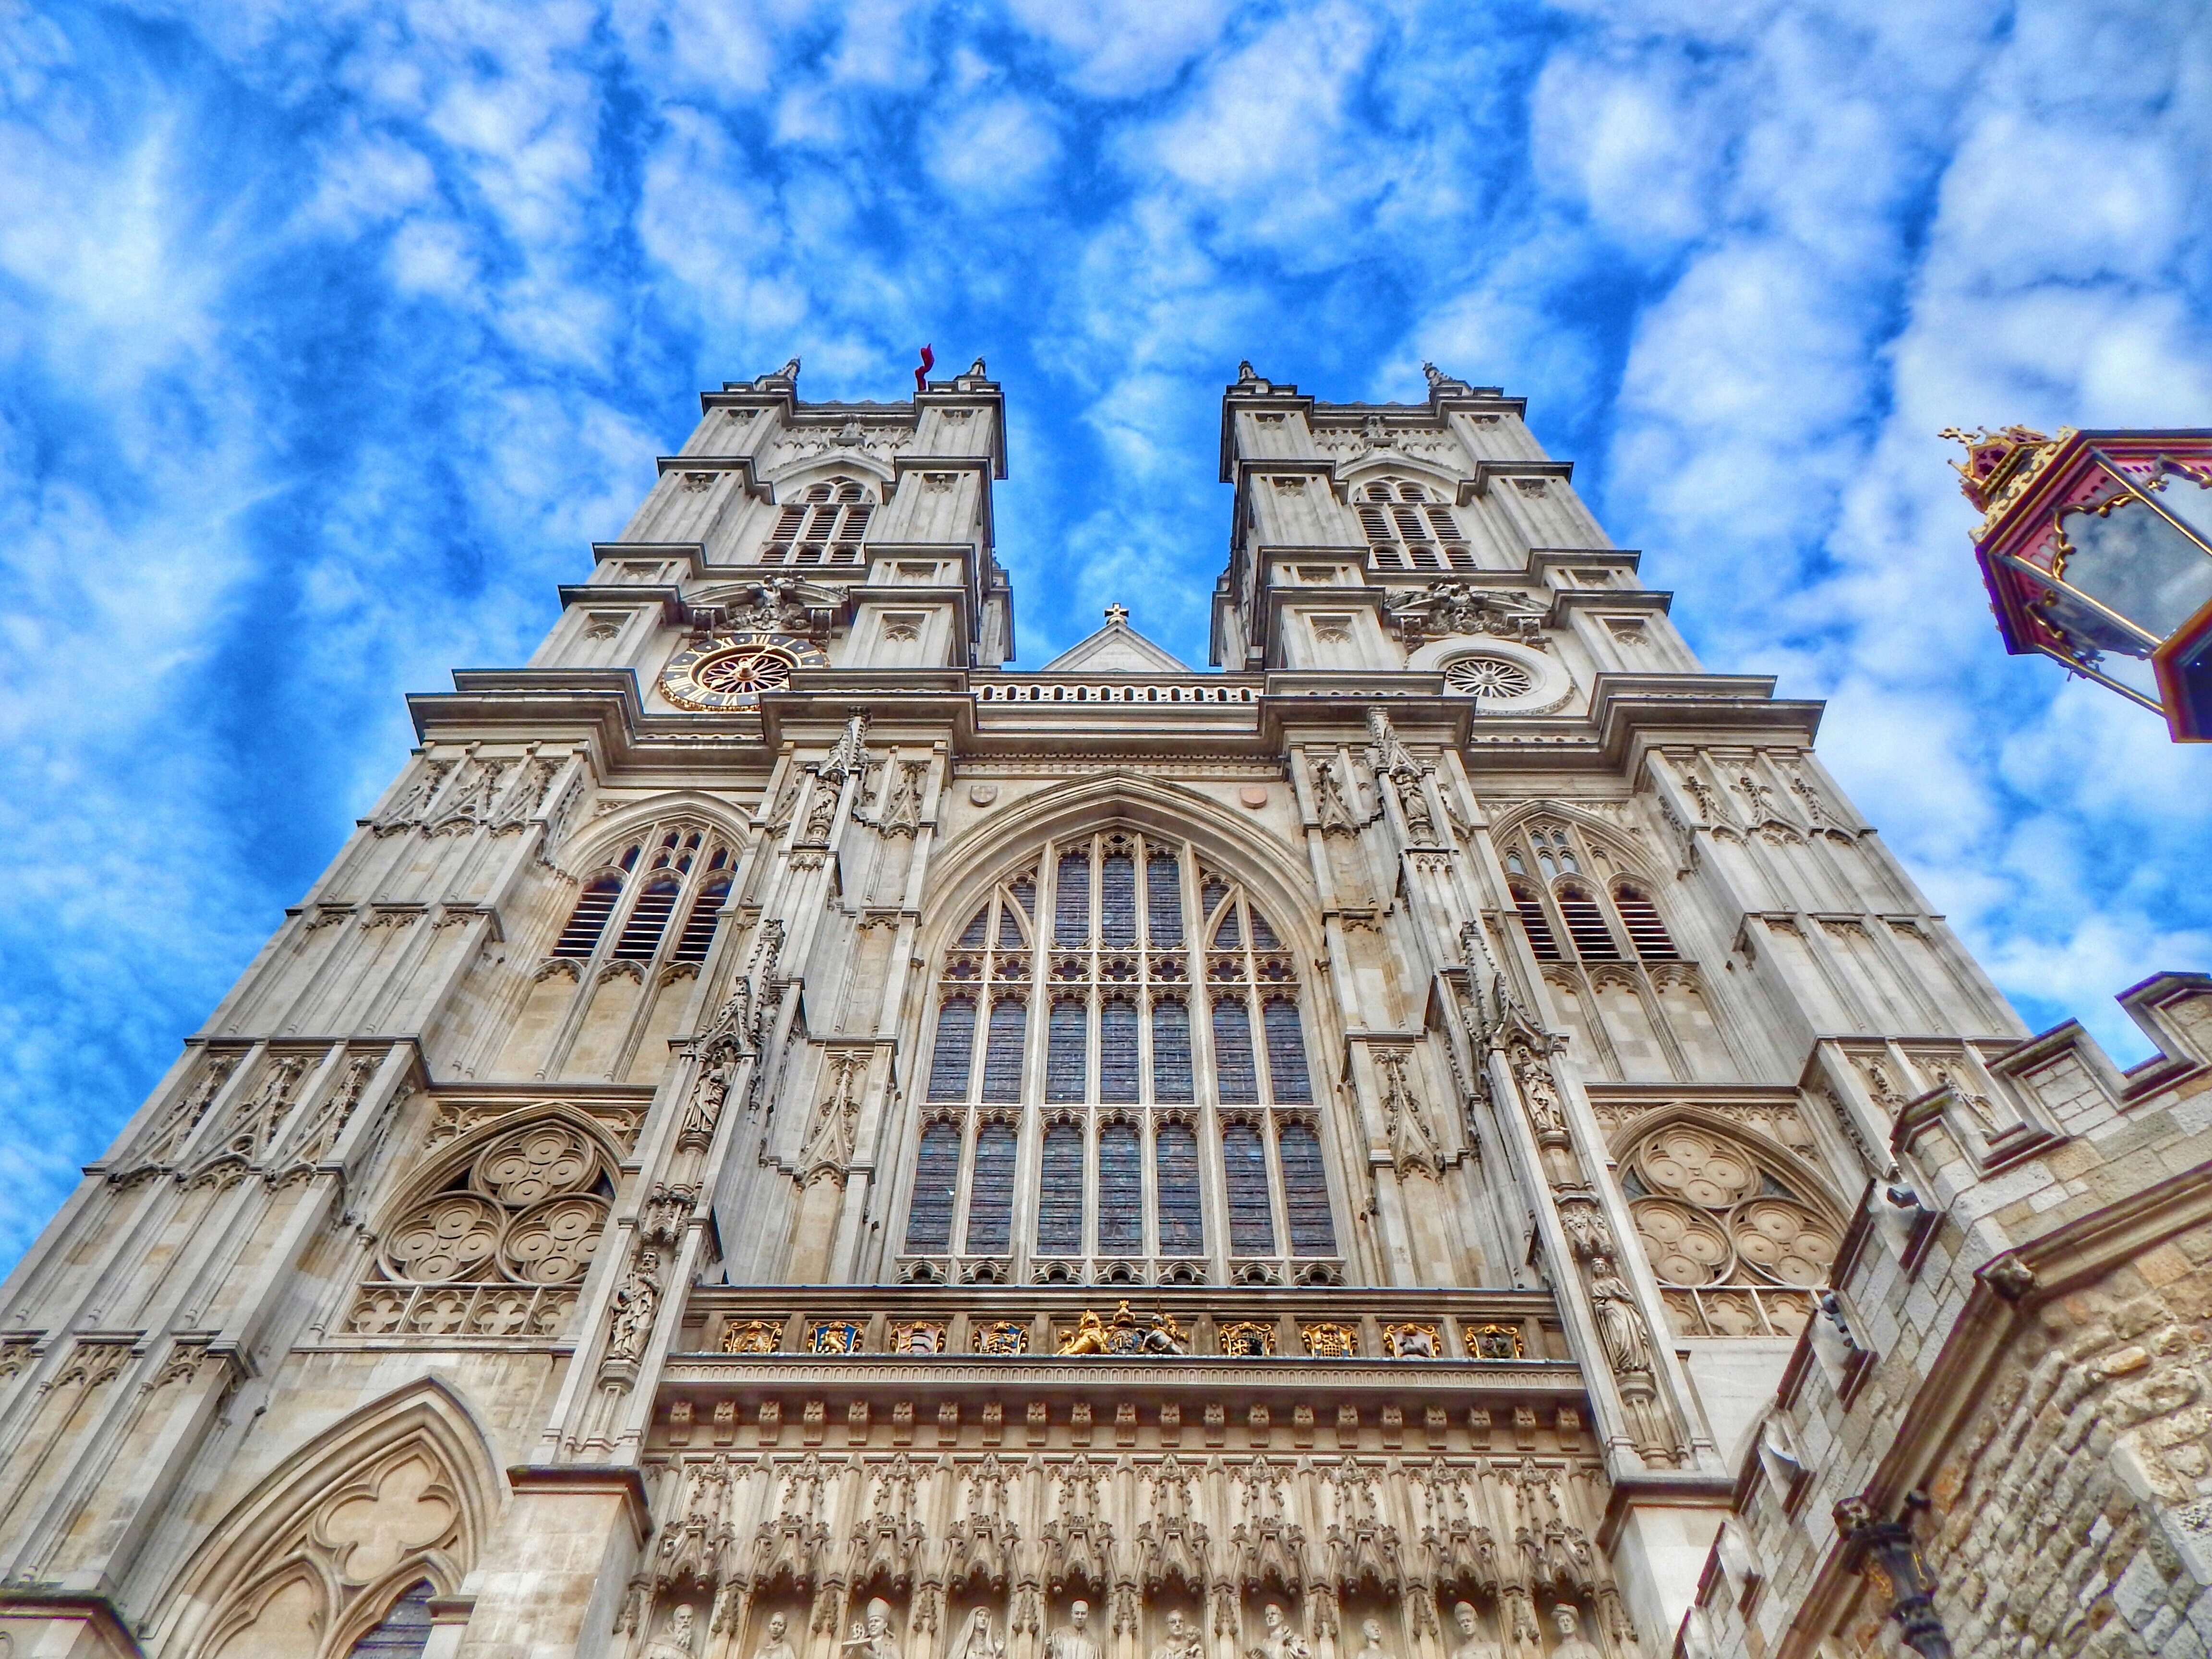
left=1939, top=424, right=2056, bottom=514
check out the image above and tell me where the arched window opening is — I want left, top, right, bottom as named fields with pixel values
left=1511, top=886, right=1562, bottom=962
left=904, top=1120, right=961, bottom=1251
left=348, top=1580, right=437, bottom=1659
left=1279, top=1121, right=1335, bottom=1256
left=1555, top=884, right=1620, bottom=961
left=671, top=877, right=730, bottom=962
left=1098, top=1121, right=1142, bottom=1254
left=613, top=878, right=681, bottom=959
left=1358, top=477, right=1475, bottom=572
left=926, top=998, right=976, bottom=1100
left=910, top=831, right=1337, bottom=1278
left=1614, top=884, right=1679, bottom=960
left=763, top=477, right=872, bottom=566
left=1222, top=1121, right=1275, bottom=1255
left=965, top=1121, right=1017, bottom=1254
left=1036, top=1121, right=1085, bottom=1254
left=554, top=877, right=622, bottom=957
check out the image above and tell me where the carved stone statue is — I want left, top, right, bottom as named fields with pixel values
left=1586, top=1265, right=1654, bottom=1377
left=842, top=1600, right=902, bottom=1659
left=1311, top=757, right=1358, bottom=834
left=1247, top=1602, right=1310, bottom=1659
left=1395, top=775, right=1438, bottom=843
left=953, top=1608, right=1003, bottom=1659
left=646, top=1605, right=700, bottom=1659
left=752, top=1611, right=798, bottom=1659
left=605, top=1249, right=662, bottom=1363
left=1150, top=1610, right=1205, bottom=1659
left=1546, top=1605, right=1600, bottom=1659
left=1352, top=1616, right=1393, bottom=1659
left=1046, top=1601, right=1102, bottom=1659
left=1448, top=1601, right=1502, bottom=1659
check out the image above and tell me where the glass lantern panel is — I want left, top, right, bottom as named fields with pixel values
left=2059, top=483, right=2212, bottom=640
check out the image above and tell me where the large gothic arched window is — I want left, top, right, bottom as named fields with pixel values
left=906, top=830, right=1335, bottom=1285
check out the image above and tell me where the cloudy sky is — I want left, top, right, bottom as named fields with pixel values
left=1, top=0, right=2208, bottom=1265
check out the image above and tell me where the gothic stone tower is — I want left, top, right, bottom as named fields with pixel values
left=6, top=356, right=2192, bottom=1659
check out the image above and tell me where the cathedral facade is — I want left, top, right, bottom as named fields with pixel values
left=4, top=359, right=2210, bottom=1659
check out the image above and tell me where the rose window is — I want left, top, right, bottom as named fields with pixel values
left=349, top=1120, right=615, bottom=1338
left=1621, top=1122, right=1840, bottom=1339
left=693, top=645, right=795, bottom=696
left=1444, top=656, right=1536, bottom=698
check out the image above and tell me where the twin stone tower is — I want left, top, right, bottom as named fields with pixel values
left=6, top=359, right=2212, bottom=1659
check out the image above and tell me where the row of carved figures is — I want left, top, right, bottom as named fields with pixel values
left=627, top=1581, right=1625, bottom=1659
left=620, top=1450, right=1631, bottom=1654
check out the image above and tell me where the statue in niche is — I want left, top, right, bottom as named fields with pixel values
left=753, top=1611, right=799, bottom=1659
left=1150, top=1611, right=1205, bottom=1659
left=1447, top=1601, right=1501, bottom=1659
left=1352, top=1617, right=1395, bottom=1659
left=1585, top=1263, right=1655, bottom=1378
left=1247, top=1603, right=1310, bottom=1659
left=605, top=1249, right=661, bottom=1364
left=1046, top=1600, right=1102, bottom=1659
left=1546, top=1606, right=1600, bottom=1659
left=646, top=1606, right=700, bottom=1659
left=952, top=1608, right=1004, bottom=1659
left=842, top=1600, right=903, bottom=1659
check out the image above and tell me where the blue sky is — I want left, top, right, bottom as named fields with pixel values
left=1, top=0, right=2209, bottom=1267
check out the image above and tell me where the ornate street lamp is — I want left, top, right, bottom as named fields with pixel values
left=1834, top=1491, right=1952, bottom=1659
left=1948, top=426, right=2212, bottom=740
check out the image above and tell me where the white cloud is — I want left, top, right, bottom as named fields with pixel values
left=1004, top=0, right=1236, bottom=98
left=924, top=95, right=1063, bottom=204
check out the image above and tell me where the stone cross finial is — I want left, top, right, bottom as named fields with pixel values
left=1104, top=603, right=1130, bottom=626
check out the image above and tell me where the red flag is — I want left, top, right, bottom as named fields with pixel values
left=915, top=344, right=935, bottom=393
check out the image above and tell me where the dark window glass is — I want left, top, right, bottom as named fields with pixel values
left=554, top=877, right=622, bottom=956
left=1046, top=998, right=1087, bottom=1102
left=926, top=998, right=976, bottom=1100
left=997, top=901, right=1025, bottom=950
left=981, top=998, right=1027, bottom=1102
left=1101, top=854, right=1137, bottom=947
left=1222, top=1121, right=1275, bottom=1255
left=1214, top=906, right=1242, bottom=948
left=1147, top=855, right=1183, bottom=946
left=904, top=1120, right=961, bottom=1251
left=965, top=1121, right=1016, bottom=1253
left=1156, top=1121, right=1203, bottom=1253
left=1037, top=1121, right=1085, bottom=1253
left=1098, top=1122, right=1142, bottom=1254
left=1009, top=876, right=1035, bottom=916
left=1055, top=852, right=1090, bottom=946
left=1099, top=999, right=1139, bottom=1102
left=1152, top=998, right=1193, bottom=1100
left=1201, top=876, right=1228, bottom=926
left=1262, top=998, right=1311, bottom=1103
left=613, top=878, right=680, bottom=959
left=671, top=878, right=729, bottom=962
left=1249, top=907, right=1281, bottom=950
left=349, top=1583, right=435, bottom=1659
left=957, top=906, right=989, bottom=949
left=1213, top=998, right=1260, bottom=1103
left=1279, top=1121, right=1335, bottom=1255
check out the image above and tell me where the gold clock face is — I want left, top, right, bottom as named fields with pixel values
left=659, top=630, right=828, bottom=710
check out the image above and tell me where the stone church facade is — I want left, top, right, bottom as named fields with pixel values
left=3, top=359, right=2209, bottom=1659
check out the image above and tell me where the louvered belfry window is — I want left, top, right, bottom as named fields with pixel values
left=1357, top=478, right=1476, bottom=573
left=552, top=822, right=733, bottom=970
left=1506, top=820, right=1691, bottom=970
left=760, top=477, right=871, bottom=567
left=908, top=831, right=1339, bottom=1279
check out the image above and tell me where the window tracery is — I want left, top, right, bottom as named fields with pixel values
left=1621, top=1121, right=1841, bottom=1338
left=907, top=830, right=1333, bottom=1283
left=760, top=478, right=872, bottom=567
left=549, top=823, right=734, bottom=973
left=1356, top=479, right=1475, bottom=572
left=345, top=1119, right=617, bottom=1338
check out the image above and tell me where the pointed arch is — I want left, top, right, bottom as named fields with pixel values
left=546, top=792, right=750, bottom=880
left=152, top=1377, right=500, bottom=1659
